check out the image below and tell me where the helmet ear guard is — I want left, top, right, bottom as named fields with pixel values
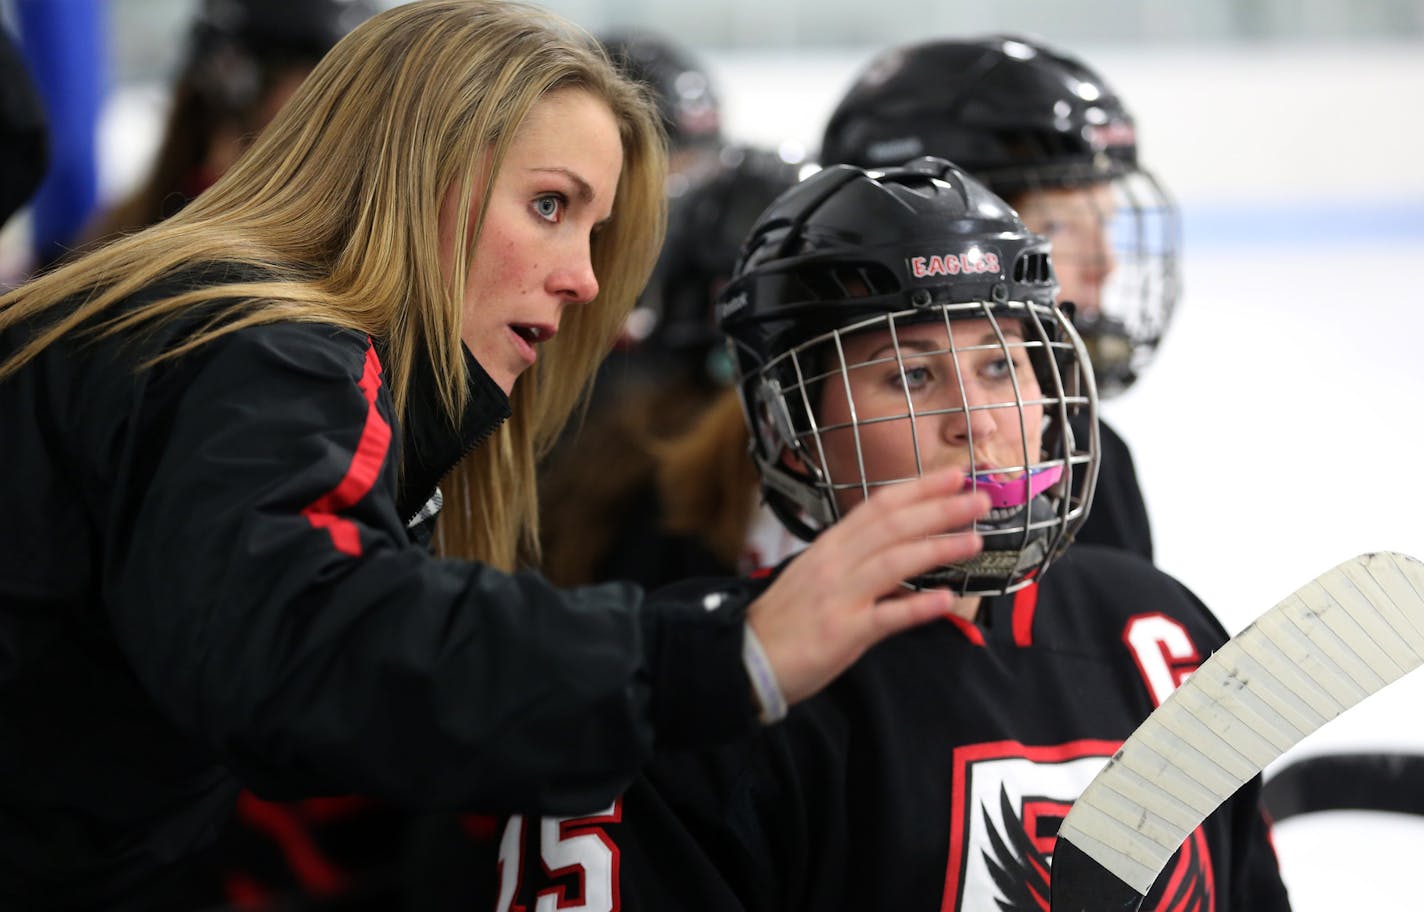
left=741, top=372, right=837, bottom=539
left=721, top=157, right=1100, bottom=595
left=634, top=145, right=807, bottom=389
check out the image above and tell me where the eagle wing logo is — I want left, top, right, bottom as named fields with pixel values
left=980, top=786, right=1052, bottom=911
left=978, top=785, right=1213, bottom=912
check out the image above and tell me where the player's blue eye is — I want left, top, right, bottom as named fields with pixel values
left=893, top=365, right=933, bottom=391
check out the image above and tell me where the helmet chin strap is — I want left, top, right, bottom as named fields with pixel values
left=906, top=490, right=1061, bottom=594
left=904, top=465, right=1067, bottom=594
left=970, top=465, right=1065, bottom=559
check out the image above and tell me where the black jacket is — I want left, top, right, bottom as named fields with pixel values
left=0, top=270, right=756, bottom=908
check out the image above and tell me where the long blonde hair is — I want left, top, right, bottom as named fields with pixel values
left=0, top=0, right=668, bottom=571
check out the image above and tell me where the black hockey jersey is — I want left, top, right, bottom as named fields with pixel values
left=480, top=545, right=1290, bottom=912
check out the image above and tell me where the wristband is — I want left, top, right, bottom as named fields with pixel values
left=741, top=623, right=788, bottom=725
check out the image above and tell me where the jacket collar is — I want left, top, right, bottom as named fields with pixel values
left=395, top=344, right=511, bottom=525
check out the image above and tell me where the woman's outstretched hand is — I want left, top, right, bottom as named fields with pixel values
left=745, top=467, right=990, bottom=708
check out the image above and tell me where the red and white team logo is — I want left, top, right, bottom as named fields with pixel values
left=1086, top=121, right=1136, bottom=151
left=909, top=249, right=1001, bottom=279
left=939, top=741, right=1214, bottom=912
left=1124, top=612, right=1202, bottom=707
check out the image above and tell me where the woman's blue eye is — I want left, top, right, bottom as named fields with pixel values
left=985, top=353, right=1030, bottom=382
left=533, top=194, right=564, bottom=222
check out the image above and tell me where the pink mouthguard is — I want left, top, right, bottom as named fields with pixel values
left=969, top=465, right=1064, bottom=508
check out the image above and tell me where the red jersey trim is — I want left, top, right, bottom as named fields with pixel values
left=945, top=613, right=986, bottom=646
left=1012, top=583, right=1038, bottom=647
left=301, top=340, right=391, bottom=557
left=1157, top=828, right=1216, bottom=912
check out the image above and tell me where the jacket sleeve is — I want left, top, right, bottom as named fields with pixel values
left=101, top=321, right=756, bottom=815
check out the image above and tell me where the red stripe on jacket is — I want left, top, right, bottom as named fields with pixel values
left=302, top=340, right=392, bottom=557
left=232, top=792, right=348, bottom=896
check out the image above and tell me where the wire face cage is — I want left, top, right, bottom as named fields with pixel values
left=744, top=299, right=1100, bottom=595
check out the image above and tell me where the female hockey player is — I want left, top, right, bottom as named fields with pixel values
left=462, top=158, right=1290, bottom=912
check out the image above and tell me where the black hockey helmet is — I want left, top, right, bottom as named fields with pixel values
left=821, top=35, right=1138, bottom=192
left=718, top=156, right=1099, bottom=594
left=598, top=29, right=721, bottom=154
left=819, top=35, right=1180, bottom=397
left=185, top=0, right=379, bottom=115
left=190, top=0, right=378, bottom=61
left=632, top=144, right=805, bottom=387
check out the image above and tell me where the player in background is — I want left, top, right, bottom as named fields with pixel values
left=79, top=0, right=378, bottom=248
left=537, top=29, right=807, bottom=589
left=540, top=144, right=806, bottom=589
left=819, top=34, right=1179, bottom=560
left=598, top=28, right=724, bottom=188
left=454, top=158, right=1288, bottom=912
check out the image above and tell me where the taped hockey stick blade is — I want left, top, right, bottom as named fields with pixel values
left=1050, top=551, right=1424, bottom=912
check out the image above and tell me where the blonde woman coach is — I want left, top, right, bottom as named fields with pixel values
left=0, top=2, right=989, bottom=905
